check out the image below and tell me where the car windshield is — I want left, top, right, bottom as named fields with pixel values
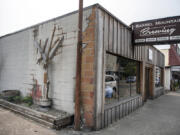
left=105, top=76, right=114, bottom=82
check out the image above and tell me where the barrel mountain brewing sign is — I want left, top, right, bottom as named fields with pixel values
left=132, top=16, right=180, bottom=45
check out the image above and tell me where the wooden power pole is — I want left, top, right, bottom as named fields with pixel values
left=74, top=0, right=83, bottom=130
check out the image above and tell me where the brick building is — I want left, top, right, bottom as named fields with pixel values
left=0, top=4, right=165, bottom=130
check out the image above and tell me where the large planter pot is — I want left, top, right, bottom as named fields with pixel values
left=1, top=90, right=20, bottom=101
left=34, top=98, right=52, bottom=107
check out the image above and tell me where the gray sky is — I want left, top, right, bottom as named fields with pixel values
left=0, top=0, right=180, bottom=37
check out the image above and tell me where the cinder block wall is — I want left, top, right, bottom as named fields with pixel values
left=0, top=30, right=32, bottom=96
left=0, top=6, right=94, bottom=115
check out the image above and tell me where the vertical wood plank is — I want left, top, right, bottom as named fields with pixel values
left=124, top=28, right=127, bottom=57
left=120, top=24, right=123, bottom=55
left=126, top=29, right=129, bottom=58
left=118, top=23, right=121, bottom=54
left=140, top=46, right=142, bottom=61
left=122, top=26, right=125, bottom=57
left=116, top=21, right=119, bottom=54
left=109, top=17, right=113, bottom=52
left=104, top=13, right=109, bottom=51
left=113, top=20, right=117, bottom=53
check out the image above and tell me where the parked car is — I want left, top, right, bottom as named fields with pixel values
left=106, top=71, right=119, bottom=81
left=105, top=75, right=118, bottom=98
left=126, top=76, right=136, bottom=83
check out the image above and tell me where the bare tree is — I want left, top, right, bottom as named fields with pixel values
left=34, top=26, right=64, bottom=105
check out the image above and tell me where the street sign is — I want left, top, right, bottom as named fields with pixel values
left=132, top=16, right=180, bottom=45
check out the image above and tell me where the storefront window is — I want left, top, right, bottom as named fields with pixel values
left=171, top=71, right=180, bottom=90
left=105, top=53, right=140, bottom=104
left=155, top=67, right=163, bottom=87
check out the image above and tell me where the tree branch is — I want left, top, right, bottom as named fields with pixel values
left=43, top=38, right=49, bottom=54
left=34, top=40, right=47, bottom=65
left=47, top=26, right=56, bottom=58
left=49, top=36, right=64, bottom=60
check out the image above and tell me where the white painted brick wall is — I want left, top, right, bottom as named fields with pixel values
left=0, top=8, right=92, bottom=114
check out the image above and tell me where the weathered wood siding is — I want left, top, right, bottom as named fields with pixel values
left=101, top=96, right=143, bottom=128
left=98, top=8, right=141, bottom=61
left=97, top=7, right=164, bottom=68
left=142, top=45, right=164, bottom=68
left=95, top=6, right=164, bottom=129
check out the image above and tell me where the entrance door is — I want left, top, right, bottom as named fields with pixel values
left=145, top=68, right=151, bottom=101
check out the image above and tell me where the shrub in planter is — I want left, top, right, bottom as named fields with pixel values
left=22, top=96, right=33, bottom=106
left=12, top=96, right=22, bottom=104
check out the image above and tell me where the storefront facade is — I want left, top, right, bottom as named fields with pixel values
left=94, top=5, right=164, bottom=129
left=0, top=4, right=164, bottom=130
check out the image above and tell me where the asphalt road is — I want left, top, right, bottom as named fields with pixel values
left=1, top=91, right=180, bottom=135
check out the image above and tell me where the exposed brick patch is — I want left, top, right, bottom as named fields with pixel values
left=80, top=7, right=96, bottom=129
left=83, top=112, right=94, bottom=127
left=81, top=84, right=94, bottom=92
left=82, top=77, right=93, bottom=84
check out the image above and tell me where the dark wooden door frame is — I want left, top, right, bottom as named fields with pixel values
left=145, top=66, right=154, bottom=100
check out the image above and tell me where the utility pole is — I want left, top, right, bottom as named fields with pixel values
left=74, top=0, right=83, bottom=130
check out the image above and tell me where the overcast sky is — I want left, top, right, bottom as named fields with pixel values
left=0, top=0, right=180, bottom=37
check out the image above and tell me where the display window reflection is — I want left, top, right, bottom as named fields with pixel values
left=105, top=53, right=140, bottom=104
left=155, top=67, right=163, bottom=87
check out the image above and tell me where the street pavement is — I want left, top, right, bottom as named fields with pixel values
left=0, top=107, right=57, bottom=135
left=1, top=91, right=180, bottom=135
left=61, top=91, right=180, bottom=135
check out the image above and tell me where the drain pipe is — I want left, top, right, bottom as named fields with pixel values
left=74, top=0, right=83, bottom=130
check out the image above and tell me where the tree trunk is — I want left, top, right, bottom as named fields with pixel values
left=43, top=68, right=49, bottom=99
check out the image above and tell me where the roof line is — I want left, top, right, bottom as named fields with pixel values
left=0, top=3, right=164, bottom=57
left=0, top=3, right=132, bottom=39
left=0, top=3, right=99, bottom=39
left=152, top=45, right=165, bottom=55
left=95, top=4, right=131, bottom=30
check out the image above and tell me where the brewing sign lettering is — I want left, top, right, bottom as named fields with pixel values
left=132, top=16, right=180, bottom=45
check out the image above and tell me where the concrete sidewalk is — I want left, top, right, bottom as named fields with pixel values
left=96, top=92, right=180, bottom=135
left=1, top=91, right=180, bottom=135
left=95, top=91, right=180, bottom=135
left=60, top=91, right=180, bottom=135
